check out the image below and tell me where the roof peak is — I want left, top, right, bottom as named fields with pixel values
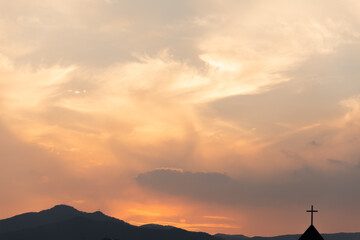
left=299, top=224, right=324, bottom=240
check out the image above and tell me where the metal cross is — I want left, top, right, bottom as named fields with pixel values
left=306, top=205, right=318, bottom=225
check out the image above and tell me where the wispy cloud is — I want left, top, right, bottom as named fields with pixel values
left=1, top=0, right=360, bottom=236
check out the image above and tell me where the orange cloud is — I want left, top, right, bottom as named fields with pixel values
left=1, top=0, right=360, bottom=236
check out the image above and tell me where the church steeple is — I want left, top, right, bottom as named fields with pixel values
left=298, top=205, right=324, bottom=240
left=299, top=225, right=324, bottom=240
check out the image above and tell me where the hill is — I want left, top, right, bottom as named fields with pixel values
left=0, top=205, right=216, bottom=240
left=1, top=205, right=360, bottom=240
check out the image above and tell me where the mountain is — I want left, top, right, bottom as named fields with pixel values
left=0, top=205, right=217, bottom=240
left=140, top=223, right=177, bottom=230
left=0, top=205, right=118, bottom=235
left=1, top=205, right=360, bottom=240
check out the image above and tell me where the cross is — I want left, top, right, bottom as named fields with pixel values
left=306, top=205, right=318, bottom=225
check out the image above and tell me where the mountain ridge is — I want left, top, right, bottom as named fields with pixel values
left=0, top=204, right=125, bottom=236
left=1, top=205, right=360, bottom=240
left=0, top=205, right=216, bottom=240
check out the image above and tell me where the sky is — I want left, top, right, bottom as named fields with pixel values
left=1, top=0, right=360, bottom=236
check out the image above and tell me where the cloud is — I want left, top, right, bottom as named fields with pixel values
left=136, top=168, right=360, bottom=207
left=0, top=117, right=151, bottom=220
left=309, top=141, right=320, bottom=146
left=208, top=41, right=360, bottom=136
left=0, top=0, right=359, bottom=179
left=136, top=169, right=236, bottom=204
left=2, top=0, right=358, bottom=101
left=2, top=0, right=360, bottom=235
left=327, top=159, right=346, bottom=166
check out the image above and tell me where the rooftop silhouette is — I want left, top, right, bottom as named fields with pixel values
left=299, top=205, right=324, bottom=240
left=299, top=225, right=324, bottom=240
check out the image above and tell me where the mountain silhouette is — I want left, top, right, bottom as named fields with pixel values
left=0, top=204, right=120, bottom=235
left=1, top=205, right=360, bottom=240
left=140, top=223, right=178, bottom=230
left=0, top=205, right=217, bottom=240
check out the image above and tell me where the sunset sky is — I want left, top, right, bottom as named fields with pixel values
left=1, top=0, right=360, bottom=236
